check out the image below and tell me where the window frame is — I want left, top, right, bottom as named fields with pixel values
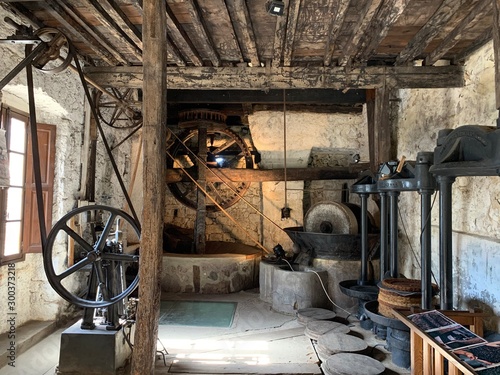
left=0, top=106, right=28, bottom=264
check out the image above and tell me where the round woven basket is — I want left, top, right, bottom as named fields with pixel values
left=378, top=278, right=439, bottom=318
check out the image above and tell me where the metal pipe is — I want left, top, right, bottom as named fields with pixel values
left=437, top=175, right=455, bottom=310
left=420, top=189, right=433, bottom=309
left=359, top=193, right=369, bottom=285
left=388, top=191, right=400, bottom=278
left=379, top=192, right=388, bottom=280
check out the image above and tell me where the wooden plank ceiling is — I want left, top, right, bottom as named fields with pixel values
left=0, top=0, right=494, bottom=118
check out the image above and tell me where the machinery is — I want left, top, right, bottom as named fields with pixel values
left=0, top=23, right=143, bottom=374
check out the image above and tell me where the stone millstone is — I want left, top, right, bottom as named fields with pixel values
left=296, top=307, right=336, bottom=325
left=317, top=332, right=367, bottom=356
left=304, top=201, right=358, bottom=234
left=305, top=320, right=350, bottom=341
left=322, top=353, right=385, bottom=375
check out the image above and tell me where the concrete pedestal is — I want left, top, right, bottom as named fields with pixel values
left=271, top=265, right=329, bottom=315
left=259, top=261, right=275, bottom=303
left=58, top=320, right=132, bottom=375
left=313, top=258, right=380, bottom=315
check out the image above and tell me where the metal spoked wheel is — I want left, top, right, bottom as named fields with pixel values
left=167, top=124, right=253, bottom=211
left=43, top=205, right=140, bottom=308
left=95, top=88, right=143, bottom=129
left=29, top=27, right=73, bottom=74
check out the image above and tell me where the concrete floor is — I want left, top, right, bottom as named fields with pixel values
left=0, top=289, right=410, bottom=375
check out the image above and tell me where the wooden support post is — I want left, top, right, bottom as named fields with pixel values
left=367, top=83, right=392, bottom=172
left=493, top=0, right=500, bottom=120
left=131, top=0, right=167, bottom=373
left=195, top=125, right=207, bottom=254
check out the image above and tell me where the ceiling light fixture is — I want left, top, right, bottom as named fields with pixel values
left=266, top=0, right=285, bottom=16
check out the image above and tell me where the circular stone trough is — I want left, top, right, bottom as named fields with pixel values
left=161, top=241, right=261, bottom=294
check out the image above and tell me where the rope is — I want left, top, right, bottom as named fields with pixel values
left=283, top=88, right=288, bottom=210
left=167, top=128, right=287, bottom=234
left=166, top=149, right=272, bottom=254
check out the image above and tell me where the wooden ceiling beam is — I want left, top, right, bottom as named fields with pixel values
left=324, top=0, right=351, bottom=67
left=182, top=0, right=221, bottom=67
left=165, top=88, right=365, bottom=104
left=226, top=0, right=260, bottom=66
left=338, top=0, right=383, bottom=66
left=425, top=0, right=490, bottom=66
left=165, top=166, right=367, bottom=183
left=84, top=65, right=465, bottom=89
left=283, top=0, right=302, bottom=67
left=166, top=7, right=203, bottom=66
left=91, top=0, right=143, bottom=50
left=453, top=26, right=492, bottom=63
left=271, top=4, right=287, bottom=67
left=72, top=0, right=142, bottom=61
left=167, top=39, right=186, bottom=66
left=48, top=0, right=126, bottom=65
left=355, top=0, right=410, bottom=64
left=395, top=0, right=464, bottom=65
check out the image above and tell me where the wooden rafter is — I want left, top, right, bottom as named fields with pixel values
left=324, top=0, right=352, bottom=66
left=453, top=26, right=492, bottom=62
left=225, top=0, right=260, bottom=66
left=166, top=7, right=203, bottom=66
left=395, top=0, right=464, bottom=65
left=272, top=4, right=288, bottom=67
left=167, top=38, right=186, bottom=66
left=338, top=0, right=383, bottom=66
left=49, top=0, right=126, bottom=65
left=182, top=0, right=221, bottom=67
left=70, top=0, right=142, bottom=61
left=425, top=0, right=490, bottom=66
left=283, top=0, right=302, bottom=67
left=355, top=0, right=410, bottom=64
left=91, top=0, right=143, bottom=50
left=85, top=65, right=465, bottom=89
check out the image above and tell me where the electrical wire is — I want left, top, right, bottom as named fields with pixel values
left=281, top=258, right=352, bottom=318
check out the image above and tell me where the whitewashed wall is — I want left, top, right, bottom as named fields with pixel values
left=394, top=41, right=500, bottom=330
left=248, top=110, right=368, bottom=251
left=0, top=7, right=130, bottom=335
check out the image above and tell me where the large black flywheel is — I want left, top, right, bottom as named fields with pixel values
left=167, top=122, right=253, bottom=212
left=43, top=205, right=140, bottom=308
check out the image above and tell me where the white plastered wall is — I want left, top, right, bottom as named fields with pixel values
left=394, top=41, right=500, bottom=330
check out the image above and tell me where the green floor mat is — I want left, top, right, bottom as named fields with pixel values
left=159, top=300, right=237, bottom=327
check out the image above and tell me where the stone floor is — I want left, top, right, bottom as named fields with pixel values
left=0, top=289, right=411, bottom=375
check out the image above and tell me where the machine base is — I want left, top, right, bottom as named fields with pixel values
left=58, top=320, right=132, bottom=374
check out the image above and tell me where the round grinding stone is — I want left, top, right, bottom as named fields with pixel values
left=317, top=332, right=367, bottom=355
left=305, top=320, right=350, bottom=341
left=296, top=307, right=336, bottom=325
left=304, top=201, right=358, bottom=234
left=323, top=353, right=385, bottom=375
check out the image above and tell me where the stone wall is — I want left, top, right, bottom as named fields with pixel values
left=393, top=41, right=500, bottom=330
left=0, top=6, right=130, bottom=335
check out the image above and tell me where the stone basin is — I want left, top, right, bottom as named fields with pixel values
left=161, top=241, right=261, bottom=294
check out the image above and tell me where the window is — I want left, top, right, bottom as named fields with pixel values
left=0, top=107, right=56, bottom=264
